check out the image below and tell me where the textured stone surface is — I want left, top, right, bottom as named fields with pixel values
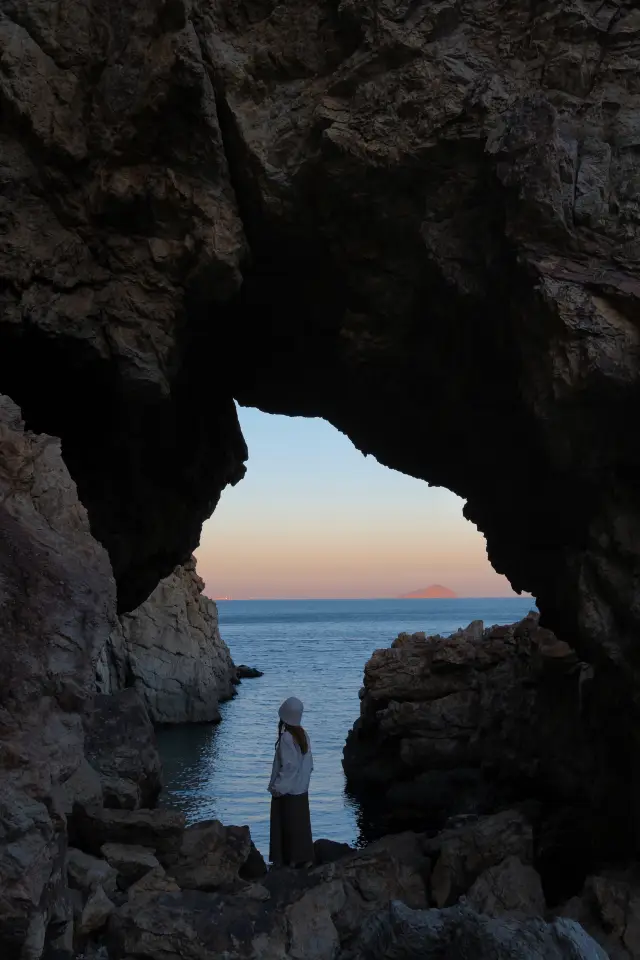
left=66, top=849, right=118, bottom=897
left=78, top=886, right=115, bottom=936
left=0, top=0, right=248, bottom=611
left=161, top=819, right=256, bottom=892
left=351, top=900, right=608, bottom=960
left=556, top=867, right=640, bottom=960
left=109, top=836, right=429, bottom=960
left=427, top=810, right=533, bottom=908
left=73, top=807, right=185, bottom=859
left=109, top=559, right=236, bottom=724
left=465, top=855, right=547, bottom=920
left=343, top=614, right=630, bottom=868
left=83, top=689, right=162, bottom=808
left=0, top=0, right=636, bottom=689
left=101, top=844, right=161, bottom=889
left=0, top=397, right=116, bottom=959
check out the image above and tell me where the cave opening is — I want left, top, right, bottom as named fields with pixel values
left=156, top=404, right=534, bottom=861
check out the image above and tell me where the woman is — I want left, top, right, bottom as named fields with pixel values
left=268, top=696, right=314, bottom=868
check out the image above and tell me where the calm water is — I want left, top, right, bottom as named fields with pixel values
left=156, top=597, right=535, bottom=857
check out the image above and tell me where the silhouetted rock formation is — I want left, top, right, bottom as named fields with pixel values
left=344, top=615, right=633, bottom=895
left=0, top=0, right=637, bottom=690
left=2, top=0, right=640, bottom=956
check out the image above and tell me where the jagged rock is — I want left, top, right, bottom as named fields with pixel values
left=100, top=844, right=160, bottom=889
left=350, top=900, right=608, bottom=960
left=0, top=784, right=64, bottom=960
left=464, top=855, right=546, bottom=919
left=343, top=615, right=628, bottom=866
left=72, top=807, right=185, bottom=859
left=83, top=689, right=162, bottom=809
left=66, top=849, right=118, bottom=897
left=0, top=398, right=116, bottom=959
left=126, top=867, right=181, bottom=906
left=234, top=665, right=264, bottom=680
left=99, top=777, right=140, bottom=813
left=314, top=839, right=355, bottom=865
left=110, top=560, right=236, bottom=724
left=78, top=886, right=115, bottom=937
left=109, top=836, right=428, bottom=960
left=556, top=867, right=640, bottom=960
left=161, top=820, right=257, bottom=892
left=427, top=810, right=533, bottom=908
left=55, top=760, right=103, bottom=820
left=0, top=0, right=636, bottom=718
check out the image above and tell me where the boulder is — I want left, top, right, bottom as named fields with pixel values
left=351, top=900, right=608, bottom=960
left=426, top=810, right=533, bottom=908
left=100, top=844, right=160, bottom=889
left=113, top=559, right=236, bottom=724
left=54, top=760, right=103, bottom=820
left=0, top=784, right=64, bottom=960
left=66, top=849, right=117, bottom=897
left=556, top=867, right=640, bottom=959
left=99, top=777, right=140, bottom=813
left=72, top=807, right=185, bottom=859
left=83, top=689, right=162, bottom=809
left=109, top=836, right=428, bottom=960
left=161, top=820, right=256, bottom=892
left=126, top=867, right=181, bottom=906
left=234, top=666, right=264, bottom=680
left=77, top=886, right=115, bottom=937
left=465, top=855, right=546, bottom=919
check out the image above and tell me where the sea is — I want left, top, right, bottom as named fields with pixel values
left=156, top=596, right=535, bottom=858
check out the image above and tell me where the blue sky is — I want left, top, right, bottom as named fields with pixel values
left=196, top=406, right=519, bottom=599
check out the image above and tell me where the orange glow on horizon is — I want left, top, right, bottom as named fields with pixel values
left=194, top=407, right=529, bottom=602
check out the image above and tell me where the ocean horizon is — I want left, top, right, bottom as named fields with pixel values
left=212, top=594, right=533, bottom=601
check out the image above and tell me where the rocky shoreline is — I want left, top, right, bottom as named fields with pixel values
left=343, top=615, right=640, bottom=957
left=1, top=391, right=638, bottom=959
left=51, top=799, right=624, bottom=960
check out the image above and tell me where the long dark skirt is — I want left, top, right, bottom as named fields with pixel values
left=269, top=792, right=314, bottom=866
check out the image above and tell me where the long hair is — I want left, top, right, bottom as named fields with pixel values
left=275, top=719, right=309, bottom=755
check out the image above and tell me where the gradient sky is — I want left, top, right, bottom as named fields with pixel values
left=195, top=406, right=522, bottom=599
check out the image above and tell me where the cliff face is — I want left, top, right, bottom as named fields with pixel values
left=0, top=0, right=249, bottom=611
left=0, top=398, right=233, bottom=957
left=101, top=559, right=236, bottom=724
left=0, top=396, right=120, bottom=957
left=0, top=0, right=638, bottom=691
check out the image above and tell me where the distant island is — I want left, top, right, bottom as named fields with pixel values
left=398, top=584, right=458, bottom=599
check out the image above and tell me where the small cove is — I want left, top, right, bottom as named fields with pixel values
left=156, top=596, right=534, bottom=857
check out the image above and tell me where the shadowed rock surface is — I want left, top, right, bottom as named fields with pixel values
left=0, top=396, right=116, bottom=959
left=0, top=0, right=638, bottom=690
left=1, top=0, right=640, bottom=956
left=349, top=900, right=608, bottom=960
left=344, top=614, right=633, bottom=887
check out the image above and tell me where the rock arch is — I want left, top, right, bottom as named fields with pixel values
left=0, top=0, right=639, bottom=678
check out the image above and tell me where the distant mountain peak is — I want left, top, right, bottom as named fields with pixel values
left=398, top=584, right=458, bottom=599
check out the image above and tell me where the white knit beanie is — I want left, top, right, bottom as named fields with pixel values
left=278, top=696, right=304, bottom=726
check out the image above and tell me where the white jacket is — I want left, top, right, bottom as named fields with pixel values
left=268, top=730, right=313, bottom=796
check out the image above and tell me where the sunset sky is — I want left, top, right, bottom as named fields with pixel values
left=195, top=406, right=521, bottom=600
